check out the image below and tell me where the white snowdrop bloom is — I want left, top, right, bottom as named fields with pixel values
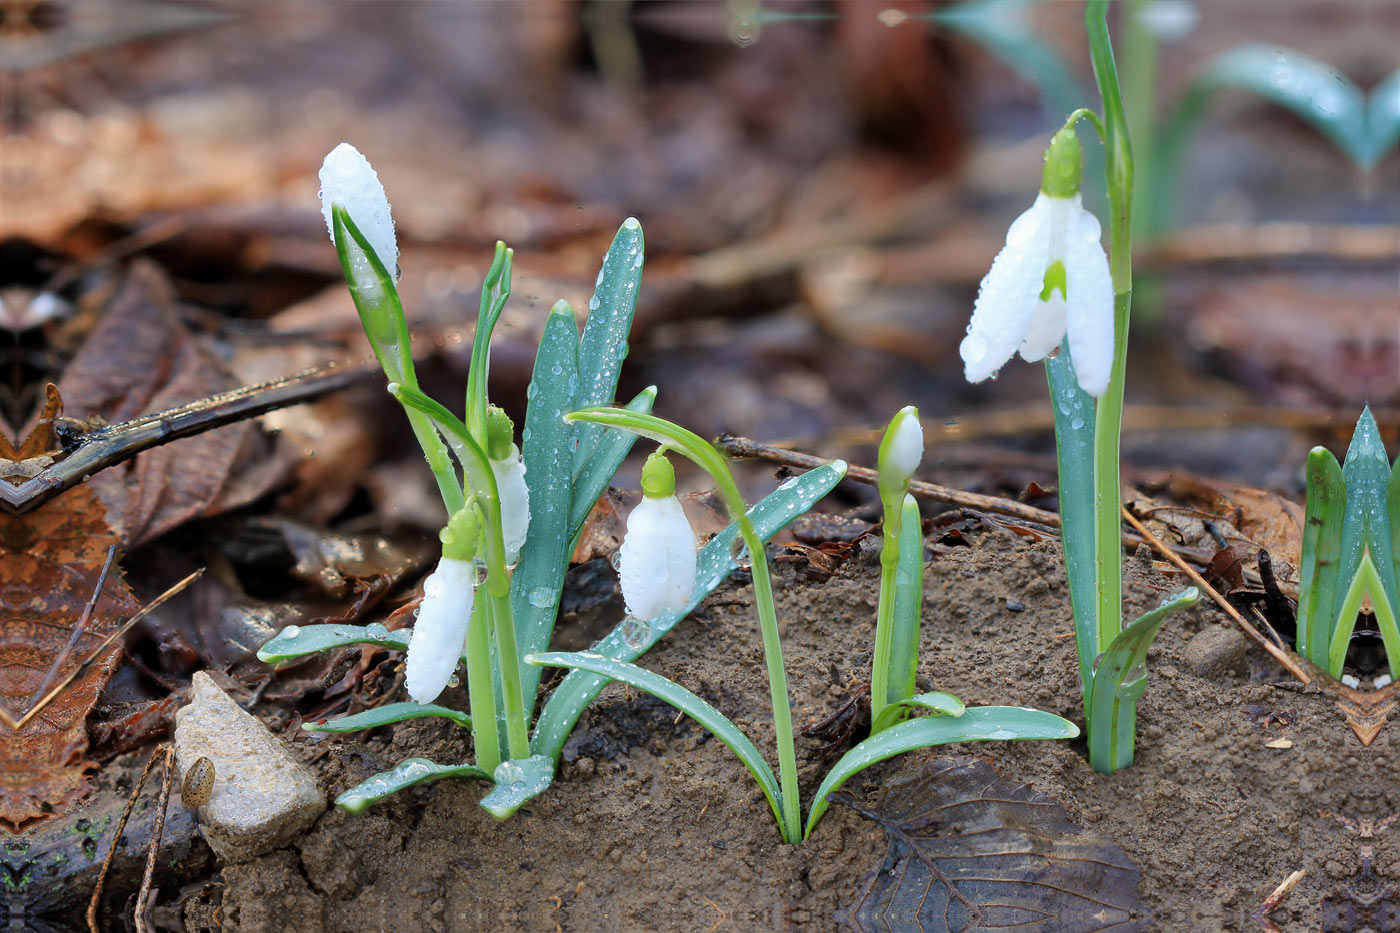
left=618, top=451, right=697, bottom=622
left=318, top=142, right=399, bottom=277
left=491, top=443, right=530, bottom=565
left=405, top=557, right=476, bottom=704
left=959, top=129, right=1113, bottom=397
left=881, top=406, right=923, bottom=486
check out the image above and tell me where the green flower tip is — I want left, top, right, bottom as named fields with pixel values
left=1040, top=127, right=1083, bottom=199
left=1039, top=259, right=1067, bottom=301
left=640, top=448, right=676, bottom=499
left=440, top=503, right=482, bottom=561
left=486, top=405, right=515, bottom=460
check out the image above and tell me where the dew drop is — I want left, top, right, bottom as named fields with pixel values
left=282, top=624, right=302, bottom=638
left=446, top=674, right=461, bottom=688
left=529, top=586, right=558, bottom=609
left=1070, top=416, right=1085, bottom=430
left=621, top=616, right=652, bottom=650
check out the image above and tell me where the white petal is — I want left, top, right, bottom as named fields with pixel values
left=405, top=557, right=476, bottom=704
left=319, top=143, right=399, bottom=277
left=619, top=495, right=697, bottom=622
left=1017, top=295, right=1066, bottom=362
left=961, top=196, right=1053, bottom=383
left=491, top=445, right=530, bottom=565
left=883, top=407, right=923, bottom=483
left=1063, top=204, right=1115, bottom=397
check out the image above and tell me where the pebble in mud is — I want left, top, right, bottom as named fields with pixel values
left=175, top=672, right=325, bottom=862
left=1182, top=625, right=1248, bottom=679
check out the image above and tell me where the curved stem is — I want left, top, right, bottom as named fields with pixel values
left=869, top=487, right=904, bottom=728
left=392, top=385, right=531, bottom=761
left=566, top=406, right=802, bottom=842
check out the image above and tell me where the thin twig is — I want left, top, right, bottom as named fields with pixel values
left=135, top=745, right=176, bottom=933
left=88, top=745, right=170, bottom=933
left=17, top=570, right=203, bottom=730
left=26, top=544, right=119, bottom=711
left=1120, top=508, right=1310, bottom=686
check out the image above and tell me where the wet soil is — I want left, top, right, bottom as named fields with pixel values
left=160, top=525, right=1393, bottom=932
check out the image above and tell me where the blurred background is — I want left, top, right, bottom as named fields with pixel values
left=1, top=0, right=1397, bottom=522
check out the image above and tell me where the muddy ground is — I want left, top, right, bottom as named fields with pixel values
left=105, top=523, right=1389, bottom=932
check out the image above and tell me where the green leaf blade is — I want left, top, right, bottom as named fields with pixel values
left=302, top=702, right=471, bottom=734
left=1298, top=446, right=1346, bottom=667
left=803, top=706, right=1080, bottom=839
left=479, top=755, right=555, bottom=820
left=574, top=218, right=645, bottom=471
left=335, top=758, right=490, bottom=814
left=527, top=651, right=788, bottom=840
left=511, top=300, right=582, bottom=710
left=868, top=691, right=967, bottom=735
left=1365, top=69, right=1400, bottom=166
left=1337, top=407, right=1400, bottom=627
left=256, top=623, right=407, bottom=665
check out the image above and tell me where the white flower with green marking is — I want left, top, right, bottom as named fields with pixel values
left=619, top=451, right=697, bottom=622
left=960, top=129, right=1113, bottom=397
left=405, top=556, right=476, bottom=704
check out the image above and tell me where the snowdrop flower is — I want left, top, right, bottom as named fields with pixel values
left=960, top=128, right=1113, bottom=397
left=486, top=406, right=530, bottom=565
left=877, top=405, right=923, bottom=495
left=318, top=142, right=398, bottom=277
left=405, top=508, right=480, bottom=704
left=618, top=450, right=698, bottom=622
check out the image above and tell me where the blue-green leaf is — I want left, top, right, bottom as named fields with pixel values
left=1335, top=407, right=1400, bottom=631
left=1297, top=446, right=1346, bottom=667
left=1045, top=346, right=1099, bottom=691
left=256, top=623, right=407, bottom=665
left=1087, top=588, right=1199, bottom=774
left=574, top=218, right=644, bottom=471
left=530, top=461, right=847, bottom=761
left=804, top=705, right=1080, bottom=839
left=527, top=652, right=786, bottom=838
left=1366, top=70, right=1400, bottom=166
left=1327, top=550, right=1400, bottom=678
left=511, top=300, right=582, bottom=711
left=479, top=755, right=555, bottom=819
left=302, top=702, right=471, bottom=734
left=335, top=758, right=490, bottom=814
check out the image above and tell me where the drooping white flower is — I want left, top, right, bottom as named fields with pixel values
left=618, top=451, right=697, bottom=622
left=405, top=556, right=477, bottom=704
left=318, top=142, right=399, bottom=277
left=959, top=129, right=1113, bottom=397
left=491, top=443, right=530, bottom=565
left=485, top=406, right=530, bottom=565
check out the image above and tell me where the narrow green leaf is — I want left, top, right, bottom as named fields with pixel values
left=1045, top=346, right=1099, bottom=691
left=302, top=702, right=471, bottom=734
left=1297, top=446, right=1346, bottom=666
left=511, top=300, right=582, bottom=712
left=883, top=494, right=925, bottom=712
left=527, top=651, right=787, bottom=839
left=256, top=623, right=407, bottom=665
left=479, top=754, right=555, bottom=819
left=465, top=243, right=513, bottom=438
left=569, top=386, right=656, bottom=540
left=574, top=218, right=644, bottom=471
left=1336, top=408, right=1400, bottom=628
left=335, top=758, right=490, bottom=814
left=331, top=206, right=413, bottom=387
left=1087, top=588, right=1200, bottom=774
left=530, top=462, right=847, bottom=762
left=1366, top=70, right=1400, bottom=166
left=1389, top=453, right=1400, bottom=603
left=803, top=706, right=1079, bottom=839
left=1327, top=550, right=1400, bottom=678
left=868, top=691, right=966, bottom=735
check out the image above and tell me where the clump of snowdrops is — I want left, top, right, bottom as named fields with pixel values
left=257, top=144, right=844, bottom=816
left=530, top=405, right=1078, bottom=843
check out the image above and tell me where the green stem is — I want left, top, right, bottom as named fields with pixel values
left=1086, top=0, right=1136, bottom=774
left=565, top=407, right=802, bottom=843
left=392, top=385, right=531, bottom=762
left=466, top=244, right=513, bottom=441
left=464, top=597, right=500, bottom=772
left=869, top=488, right=905, bottom=728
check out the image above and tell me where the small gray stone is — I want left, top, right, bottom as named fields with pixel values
left=175, top=672, right=325, bottom=862
left=1182, top=625, right=1248, bottom=679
